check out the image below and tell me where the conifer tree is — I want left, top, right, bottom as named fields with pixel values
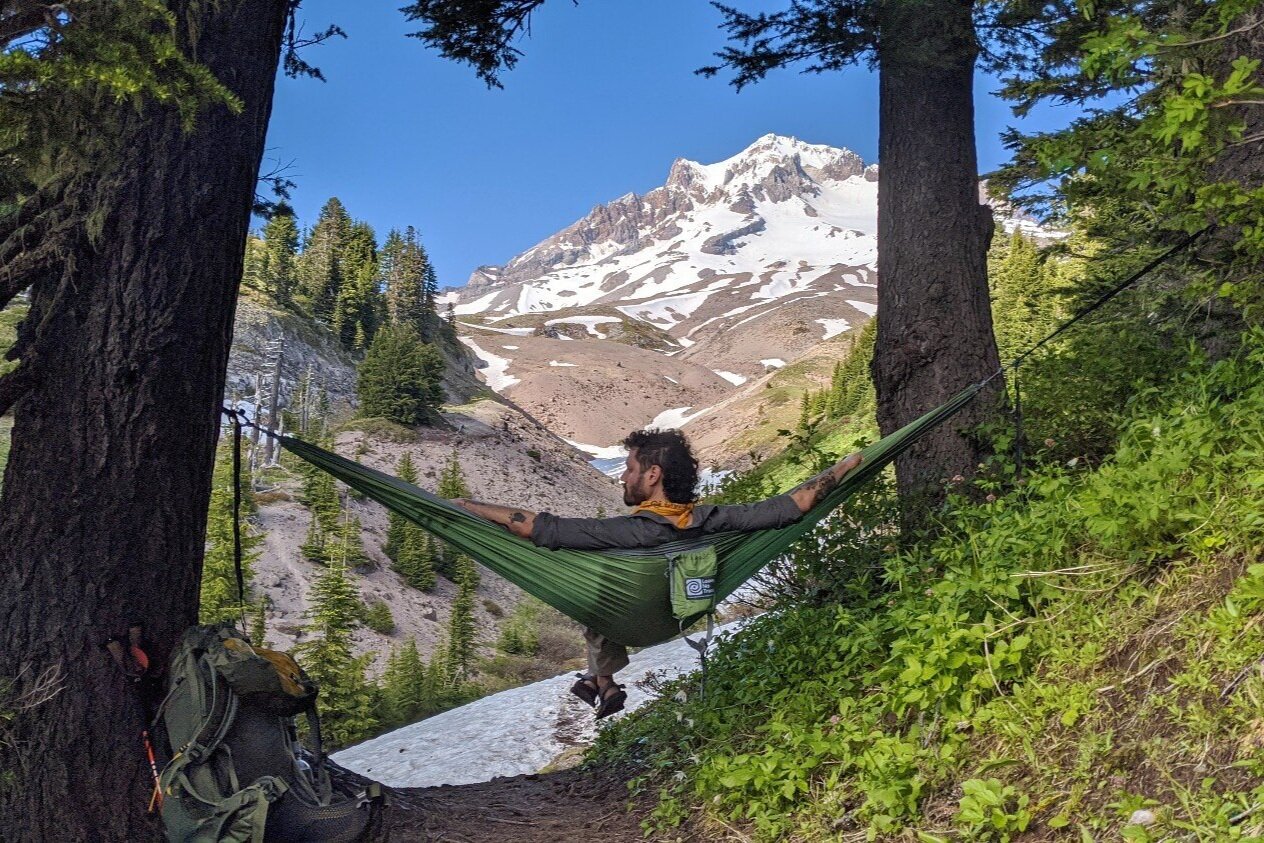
left=396, top=529, right=437, bottom=591
left=250, top=597, right=269, bottom=647
left=356, top=323, right=445, bottom=426
left=444, top=552, right=479, bottom=681
left=333, top=221, right=381, bottom=351
left=201, top=430, right=262, bottom=623
left=434, top=448, right=471, bottom=580
left=382, top=226, right=437, bottom=332
left=437, top=447, right=469, bottom=498
left=384, top=452, right=418, bottom=560
left=295, top=557, right=378, bottom=748
left=296, top=197, right=352, bottom=325
left=260, top=211, right=300, bottom=307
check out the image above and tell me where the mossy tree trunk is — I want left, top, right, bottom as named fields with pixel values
left=0, top=1, right=289, bottom=838
left=871, top=0, right=1004, bottom=515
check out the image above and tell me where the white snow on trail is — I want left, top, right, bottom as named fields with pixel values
left=459, top=337, right=520, bottom=392
left=846, top=299, right=877, bottom=316
left=760, top=358, right=787, bottom=369
left=713, top=370, right=747, bottom=386
left=333, top=623, right=744, bottom=788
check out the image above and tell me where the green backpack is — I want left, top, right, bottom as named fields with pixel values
left=155, top=624, right=380, bottom=843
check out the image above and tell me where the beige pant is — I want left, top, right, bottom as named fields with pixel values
left=583, top=627, right=629, bottom=677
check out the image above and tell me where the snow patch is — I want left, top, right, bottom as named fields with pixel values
left=664, top=376, right=678, bottom=384
left=713, top=370, right=747, bottom=386
left=545, top=315, right=622, bottom=339
left=760, top=358, right=787, bottom=368
left=457, top=321, right=535, bottom=336
left=459, top=337, right=520, bottom=392
left=565, top=439, right=627, bottom=460
left=649, top=406, right=710, bottom=429
left=548, top=360, right=578, bottom=367
left=846, top=299, right=877, bottom=316
left=332, top=622, right=747, bottom=787
left=816, top=318, right=851, bottom=340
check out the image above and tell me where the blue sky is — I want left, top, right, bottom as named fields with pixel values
left=264, top=1, right=1065, bottom=289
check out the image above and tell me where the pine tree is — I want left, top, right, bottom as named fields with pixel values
left=396, top=529, right=437, bottom=591
left=261, top=211, right=300, bottom=306
left=201, top=429, right=262, bottom=623
left=434, top=448, right=471, bottom=580
left=382, top=226, right=439, bottom=334
left=356, top=323, right=445, bottom=426
left=296, top=197, right=352, bottom=325
left=301, top=515, right=328, bottom=563
left=333, top=221, right=380, bottom=351
left=295, top=557, right=379, bottom=748
left=250, top=597, right=268, bottom=647
left=437, top=447, right=469, bottom=498
left=444, top=552, right=479, bottom=682
left=384, top=452, right=418, bottom=561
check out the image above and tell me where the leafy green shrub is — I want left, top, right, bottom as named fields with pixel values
left=496, top=600, right=540, bottom=656
left=953, top=778, right=1031, bottom=842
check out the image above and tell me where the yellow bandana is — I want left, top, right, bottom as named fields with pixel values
left=633, top=500, right=696, bottom=529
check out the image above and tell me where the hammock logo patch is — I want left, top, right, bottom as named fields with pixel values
left=684, top=577, right=715, bottom=599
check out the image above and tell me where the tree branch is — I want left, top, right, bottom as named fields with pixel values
left=0, top=359, right=36, bottom=417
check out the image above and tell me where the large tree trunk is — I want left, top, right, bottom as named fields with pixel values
left=872, top=0, right=1003, bottom=513
left=0, top=1, right=288, bottom=838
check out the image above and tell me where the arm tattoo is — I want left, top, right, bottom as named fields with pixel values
left=795, top=471, right=839, bottom=507
left=510, top=511, right=527, bottom=523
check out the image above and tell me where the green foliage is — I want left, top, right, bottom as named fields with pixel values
left=444, top=554, right=480, bottom=681
left=250, top=598, right=268, bottom=647
left=496, top=599, right=541, bottom=656
left=384, top=453, right=436, bottom=592
left=953, top=778, right=1032, bottom=842
left=295, top=558, right=377, bottom=748
left=594, top=329, right=1264, bottom=840
left=200, top=430, right=262, bottom=623
left=996, top=0, right=1264, bottom=315
left=1, top=0, right=240, bottom=202
left=356, top=323, right=444, bottom=426
left=363, top=600, right=396, bottom=634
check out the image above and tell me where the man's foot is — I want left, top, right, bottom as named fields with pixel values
left=595, top=683, right=627, bottom=720
left=569, top=675, right=600, bottom=707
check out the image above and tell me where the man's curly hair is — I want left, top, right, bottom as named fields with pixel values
left=622, top=428, right=700, bottom=504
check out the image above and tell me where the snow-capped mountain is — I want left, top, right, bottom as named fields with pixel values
left=445, top=135, right=1039, bottom=464
left=452, top=134, right=879, bottom=371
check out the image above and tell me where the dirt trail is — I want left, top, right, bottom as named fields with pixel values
left=335, top=763, right=661, bottom=842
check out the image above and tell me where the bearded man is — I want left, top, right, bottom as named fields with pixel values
left=454, top=428, right=862, bottom=718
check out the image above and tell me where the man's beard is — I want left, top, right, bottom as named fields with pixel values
left=622, top=481, right=642, bottom=506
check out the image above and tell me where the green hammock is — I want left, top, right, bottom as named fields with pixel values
left=277, top=384, right=981, bottom=647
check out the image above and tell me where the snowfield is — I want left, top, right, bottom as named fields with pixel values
left=333, top=623, right=745, bottom=787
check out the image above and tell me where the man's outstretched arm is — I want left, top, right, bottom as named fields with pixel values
left=453, top=499, right=537, bottom=539
left=788, top=452, right=864, bottom=514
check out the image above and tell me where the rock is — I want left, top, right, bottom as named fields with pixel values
left=1129, top=809, right=1157, bottom=827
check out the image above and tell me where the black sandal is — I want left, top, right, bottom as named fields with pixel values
left=569, top=675, right=600, bottom=707
left=595, top=684, right=627, bottom=720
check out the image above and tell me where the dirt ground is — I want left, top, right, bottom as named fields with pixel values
left=335, top=763, right=662, bottom=842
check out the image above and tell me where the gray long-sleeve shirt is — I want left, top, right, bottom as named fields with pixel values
left=529, top=494, right=803, bottom=551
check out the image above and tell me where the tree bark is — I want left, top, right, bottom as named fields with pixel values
left=0, top=1, right=288, bottom=839
left=872, top=0, right=1003, bottom=513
